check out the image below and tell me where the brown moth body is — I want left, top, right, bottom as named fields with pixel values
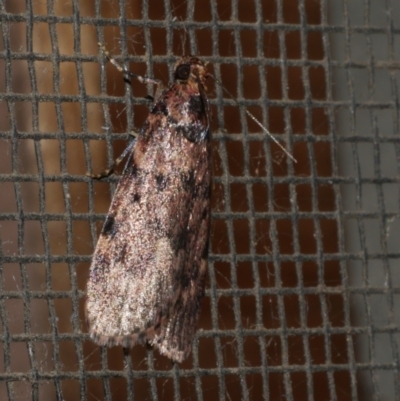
left=86, top=56, right=211, bottom=362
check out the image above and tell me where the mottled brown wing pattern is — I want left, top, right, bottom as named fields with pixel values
left=86, top=57, right=211, bottom=362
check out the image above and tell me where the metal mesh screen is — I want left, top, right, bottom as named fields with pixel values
left=0, top=0, right=400, bottom=400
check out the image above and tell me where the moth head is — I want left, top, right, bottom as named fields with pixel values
left=174, top=56, right=209, bottom=88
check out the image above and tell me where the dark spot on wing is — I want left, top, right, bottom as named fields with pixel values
left=175, top=229, right=187, bottom=252
left=180, top=170, right=195, bottom=192
left=177, top=123, right=207, bottom=143
left=133, top=193, right=141, bottom=202
left=102, top=214, right=117, bottom=237
left=201, top=207, right=208, bottom=220
left=151, top=101, right=168, bottom=116
left=154, top=217, right=166, bottom=233
left=116, top=243, right=128, bottom=263
left=156, top=174, right=167, bottom=191
left=167, top=115, right=178, bottom=126
left=91, top=253, right=111, bottom=279
left=180, top=271, right=190, bottom=288
left=188, top=95, right=205, bottom=116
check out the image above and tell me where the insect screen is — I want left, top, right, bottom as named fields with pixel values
left=0, top=0, right=399, bottom=400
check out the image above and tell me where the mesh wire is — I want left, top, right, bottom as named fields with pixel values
left=0, top=0, right=400, bottom=400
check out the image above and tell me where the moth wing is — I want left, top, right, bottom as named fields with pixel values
left=86, top=127, right=211, bottom=361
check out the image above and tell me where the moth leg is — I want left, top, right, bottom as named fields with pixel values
left=86, top=137, right=137, bottom=179
left=98, top=43, right=165, bottom=92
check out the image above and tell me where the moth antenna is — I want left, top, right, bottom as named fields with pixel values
left=210, top=74, right=297, bottom=163
left=98, top=43, right=162, bottom=88
left=179, top=25, right=188, bottom=56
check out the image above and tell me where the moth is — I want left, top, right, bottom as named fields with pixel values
left=86, top=46, right=211, bottom=363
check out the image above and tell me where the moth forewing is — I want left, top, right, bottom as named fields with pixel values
left=86, top=53, right=211, bottom=363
